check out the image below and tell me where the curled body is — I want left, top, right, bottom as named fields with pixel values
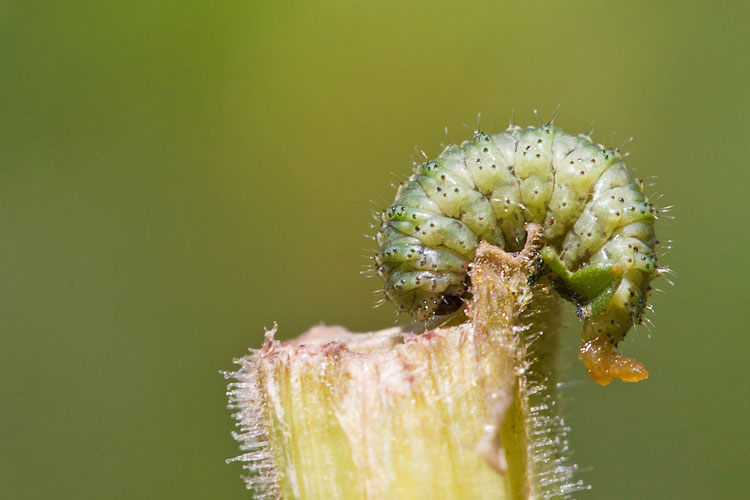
left=375, top=123, right=661, bottom=384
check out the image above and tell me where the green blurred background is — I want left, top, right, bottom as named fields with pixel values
left=2, top=1, right=748, bottom=498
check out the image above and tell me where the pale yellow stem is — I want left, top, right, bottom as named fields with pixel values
left=227, top=224, right=584, bottom=499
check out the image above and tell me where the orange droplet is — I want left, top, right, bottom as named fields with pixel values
left=578, top=337, right=648, bottom=386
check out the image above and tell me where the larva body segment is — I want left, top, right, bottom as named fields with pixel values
left=514, top=126, right=558, bottom=224
left=375, top=123, right=660, bottom=384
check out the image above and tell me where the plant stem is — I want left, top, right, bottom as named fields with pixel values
left=227, top=224, right=585, bottom=499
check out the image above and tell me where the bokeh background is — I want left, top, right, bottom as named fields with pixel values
left=2, top=1, right=748, bottom=498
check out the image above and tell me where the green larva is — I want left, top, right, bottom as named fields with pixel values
left=375, top=123, right=663, bottom=384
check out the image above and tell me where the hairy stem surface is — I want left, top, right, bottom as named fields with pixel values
left=227, top=225, right=584, bottom=499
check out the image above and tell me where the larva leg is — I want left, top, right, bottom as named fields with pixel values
left=540, top=246, right=648, bottom=385
left=540, top=246, right=623, bottom=317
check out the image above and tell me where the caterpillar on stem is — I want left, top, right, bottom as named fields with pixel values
left=374, top=122, right=665, bottom=385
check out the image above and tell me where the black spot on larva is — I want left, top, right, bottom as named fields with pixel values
left=434, top=294, right=464, bottom=315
